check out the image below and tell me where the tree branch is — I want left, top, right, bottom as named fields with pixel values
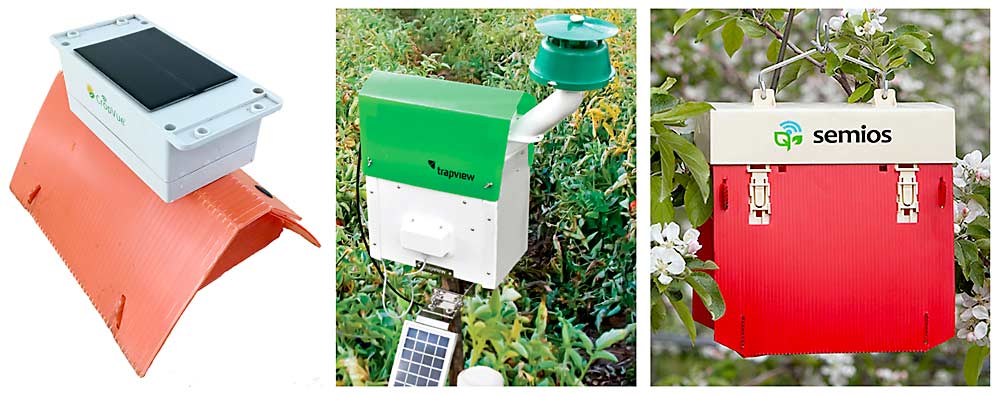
left=746, top=9, right=854, bottom=96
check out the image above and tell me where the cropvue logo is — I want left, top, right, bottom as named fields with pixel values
left=87, top=84, right=126, bottom=126
left=773, top=120, right=803, bottom=151
left=428, top=159, right=476, bottom=182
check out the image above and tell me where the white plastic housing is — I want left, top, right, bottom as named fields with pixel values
left=51, top=15, right=281, bottom=202
left=508, top=89, right=585, bottom=143
left=694, top=92, right=955, bottom=165
left=366, top=145, right=530, bottom=289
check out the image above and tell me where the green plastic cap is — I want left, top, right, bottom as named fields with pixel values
left=529, top=14, right=618, bottom=91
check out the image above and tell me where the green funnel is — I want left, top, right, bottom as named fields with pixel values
left=529, top=14, right=619, bottom=91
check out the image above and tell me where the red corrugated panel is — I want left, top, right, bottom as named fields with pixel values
left=694, top=164, right=954, bottom=356
left=9, top=74, right=320, bottom=376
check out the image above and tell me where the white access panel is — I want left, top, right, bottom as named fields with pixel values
left=694, top=95, right=955, bottom=165
left=51, top=15, right=281, bottom=202
left=367, top=145, right=530, bottom=289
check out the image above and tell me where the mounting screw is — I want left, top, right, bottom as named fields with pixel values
left=484, top=182, right=493, bottom=189
left=367, top=157, right=372, bottom=167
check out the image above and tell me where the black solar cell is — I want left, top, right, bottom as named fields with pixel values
left=75, top=28, right=236, bottom=111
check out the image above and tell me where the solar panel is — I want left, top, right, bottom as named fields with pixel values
left=74, top=28, right=237, bottom=111
left=389, top=320, right=457, bottom=387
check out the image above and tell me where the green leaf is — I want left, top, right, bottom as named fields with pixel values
left=509, top=341, right=529, bottom=358
left=956, top=239, right=985, bottom=287
left=887, top=56, right=907, bottom=69
left=576, top=331, right=594, bottom=353
left=590, top=350, right=618, bottom=363
left=896, top=34, right=927, bottom=51
left=474, top=304, right=494, bottom=319
left=847, top=82, right=872, bottom=103
left=910, top=48, right=935, bottom=63
left=651, top=101, right=713, bottom=125
left=659, top=135, right=677, bottom=199
left=489, top=288, right=502, bottom=313
left=966, top=216, right=990, bottom=240
left=683, top=175, right=713, bottom=227
left=686, top=258, right=719, bottom=270
left=695, top=16, right=732, bottom=42
left=775, top=60, right=803, bottom=92
left=534, top=300, right=548, bottom=336
left=766, top=39, right=780, bottom=63
left=651, top=77, right=677, bottom=95
left=721, top=20, right=744, bottom=57
left=654, top=123, right=712, bottom=202
left=651, top=94, right=680, bottom=119
left=674, top=9, right=702, bottom=34
left=566, top=348, right=584, bottom=370
left=736, top=18, right=766, bottom=38
left=975, top=238, right=990, bottom=256
left=594, top=328, right=630, bottom=350
left=963, top=345, right=989, bottom=386
left=650, top=175, right=675, bottom=225
left=560, top=318, right=572, bottom=349
left=664, top=290, right=697, bottom=345
left=894, top=24, right=932, bottom=39
left=825, top=52, right=841, bottom=76
left=651, top=290, right=670, bottom=331
left=686, top=271, right=726, bottom=320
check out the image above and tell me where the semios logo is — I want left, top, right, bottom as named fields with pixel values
left=773, top=120, right=803, bottom=151
left=812, top=124, right=892, bottom=144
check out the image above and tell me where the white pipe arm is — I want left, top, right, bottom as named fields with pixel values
left=508, top=89, right=585, bottom=143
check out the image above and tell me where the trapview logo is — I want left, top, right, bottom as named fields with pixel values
left=87, top=84, right=126, bottom=126
left=427, top=160, right=476, bottom=182
left=773, top=120, right=803, bottom=151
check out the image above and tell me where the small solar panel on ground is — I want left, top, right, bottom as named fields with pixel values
left=389, top=320, right=457, bottom=387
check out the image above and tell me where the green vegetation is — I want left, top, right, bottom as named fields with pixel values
left=336, top=9, right=636, bottom=386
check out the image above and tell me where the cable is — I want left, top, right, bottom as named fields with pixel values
left=354, top=139, right=414, bottom=305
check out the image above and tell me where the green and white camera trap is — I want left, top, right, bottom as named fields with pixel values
left=359, top=14, right=618, bottom=289
left=52, top=15, right=281, bottom=202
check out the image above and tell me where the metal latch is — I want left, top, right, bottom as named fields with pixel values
left=896, top=164, right=919, bottom=223
left=748, top=165, right=771, bottom=225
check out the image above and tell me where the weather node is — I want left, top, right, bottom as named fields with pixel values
left=9, top=15, right=318, bottom=376
left=689, top=80, right=956, bottom=355
left=357, top=14, right=619, bottom=386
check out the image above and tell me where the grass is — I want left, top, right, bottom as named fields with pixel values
left=335, top=9, right=636, bottom=386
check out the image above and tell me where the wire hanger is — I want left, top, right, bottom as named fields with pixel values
left=756, top=9, right=889, bottom=100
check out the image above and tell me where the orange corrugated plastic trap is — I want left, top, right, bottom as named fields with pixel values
left=10, top=74, right=319, bottom=376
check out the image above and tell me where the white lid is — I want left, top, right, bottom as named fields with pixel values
left=694, top=90, right=955, bottom=164
left=457, top=366, right=505, bottom=386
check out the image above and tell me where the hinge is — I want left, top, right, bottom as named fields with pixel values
left=896, top=164, right=919, bottom=223
left=748, top=165, right=771, bottom=225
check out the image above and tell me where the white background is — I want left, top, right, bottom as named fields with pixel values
left=0, top=1, right=335, bottom=393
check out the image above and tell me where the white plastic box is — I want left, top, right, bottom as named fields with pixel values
left=366, top=145, right=530, bottom=289
left=52, top=15, right=281, bottom=202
